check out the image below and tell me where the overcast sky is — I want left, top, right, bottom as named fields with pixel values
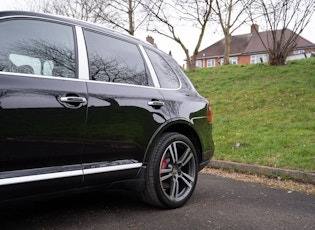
left=1, top=0, right=314, bottom=66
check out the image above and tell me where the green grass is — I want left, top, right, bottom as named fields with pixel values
left=186, top=59, right=315, bottom=172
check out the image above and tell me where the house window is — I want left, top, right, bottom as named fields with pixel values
left=293, top=50, right=304, bottom=55
left=219, top=57, right=237, bottom=65
left=250, top=54, right=268, bottom=64
left=196, top=60, right=202, bottom=68
left=229, top=57, right=238, bottom=65
left=207, top=59, right=215, bottom=67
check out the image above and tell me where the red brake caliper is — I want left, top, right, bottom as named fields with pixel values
left=160, top=157, right=167, bottom=175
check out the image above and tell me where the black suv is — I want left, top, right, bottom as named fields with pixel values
left=0, top=11, right=214, bottom=208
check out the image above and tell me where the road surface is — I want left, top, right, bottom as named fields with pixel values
left=1, top=173, right=314, bottom=229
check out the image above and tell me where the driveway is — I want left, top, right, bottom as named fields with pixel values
left=1, top=173, right=314, bottom=229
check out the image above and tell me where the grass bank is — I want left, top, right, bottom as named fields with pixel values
left=186, top=58, right=315, bottom=172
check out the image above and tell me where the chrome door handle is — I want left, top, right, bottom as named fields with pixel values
left=148, top=101, right=165, bottom=107
left=60, top=96, right=87, bottom=104
left=59, top=96, right=87, bottom=109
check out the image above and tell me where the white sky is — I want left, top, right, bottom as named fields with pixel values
left=1, top=0, right=314, bottom=66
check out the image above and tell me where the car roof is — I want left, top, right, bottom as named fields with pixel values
left=0, top=11, right=148, bottom=47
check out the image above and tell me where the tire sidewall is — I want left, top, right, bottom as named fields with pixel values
left=150, top=132, right=198, bottom=208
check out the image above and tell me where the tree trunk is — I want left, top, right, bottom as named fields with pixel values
left=223, top=34, right=231, bottom=65
left=185, top=51, right=196, bottom=73
left=268, top=41, right=286, bottom=66
left=128, top=0, right=134, bottom=35
left=190, top=56, right=196, bottom=72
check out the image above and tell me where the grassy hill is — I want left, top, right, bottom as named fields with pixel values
left=186, top=58, right=315, bottom=172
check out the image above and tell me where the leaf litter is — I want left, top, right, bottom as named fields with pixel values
left=201, top=167, right=315, bottom=195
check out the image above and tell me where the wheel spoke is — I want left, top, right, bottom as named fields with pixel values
left=178, top=148, right=189, bottom=163
left=170, top=177, right=179, bottom=199
left=160, top=172, right=173, bottom=182
left=180, top=148, right=193, bottom=166
left=181, top=172, right=194, bottom=188
left=168, top=142, right=178, bottom=163
left=160, top=167, right=172, bottom=174
left=155, top=137, right=198, bottom=205
left=160, top=159, right=173, bottom=181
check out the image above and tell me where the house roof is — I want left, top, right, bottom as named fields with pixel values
left=196, top=28, right=315, bottom=59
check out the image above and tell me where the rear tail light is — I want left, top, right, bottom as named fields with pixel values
left=207, top=104, right=212, bottom=122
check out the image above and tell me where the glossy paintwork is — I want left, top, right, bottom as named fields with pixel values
left=0, top=74, right=87, bottom=199
left=0, top=11, right=214, bottom=203
left=0, top=74, right=87, bottom=171
left=158, top=88, right=214, bottom=163
left=83, top=82, right=169, bottom=184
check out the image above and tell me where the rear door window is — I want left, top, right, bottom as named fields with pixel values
left=0, top=19, right=76, bottom=78
left=83, top=29, right=148, bottom=86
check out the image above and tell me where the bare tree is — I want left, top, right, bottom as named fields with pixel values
left=212, top=0, right=254, bottom=65
left=25, top=0, right=148, bottom=35
left=93, top=0, right=150, bottom=35
left=245, top=0, right=315, bottom=65
left=143, top=0, right=213, bottom=72
left=26, top=0, right=103, bottom=23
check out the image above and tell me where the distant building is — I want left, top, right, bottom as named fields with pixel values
left=195, top=25, right=315, bottom=68
left=146, top=35, right=157, bottom=48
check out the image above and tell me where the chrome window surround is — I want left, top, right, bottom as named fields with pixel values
left=0, top=14, right=182, bottom=90
left=138, top=44, right=161, bottom=88
left=75, top=26, right=89, bottom=80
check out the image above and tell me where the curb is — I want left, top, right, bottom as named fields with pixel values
left=208, top=160, right=315, bottom=185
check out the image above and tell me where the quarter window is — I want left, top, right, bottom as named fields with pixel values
left=84, top=30, right=148, bottom=86
left=0, top=19, right=76, bottom=78
left=145, top=48, right=179, bottom=89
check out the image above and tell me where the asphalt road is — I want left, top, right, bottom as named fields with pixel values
left=1, top=174, right=314, bottom=230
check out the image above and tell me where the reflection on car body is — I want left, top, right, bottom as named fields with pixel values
left=0, top=11, right=214, bottom=209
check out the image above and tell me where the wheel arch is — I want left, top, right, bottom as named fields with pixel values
left=143, top=120, right=203, bottom=167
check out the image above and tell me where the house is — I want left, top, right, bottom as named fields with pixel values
left=146, top=35, right=157, bottom=48
left=195, top=25, right=315, bottom=68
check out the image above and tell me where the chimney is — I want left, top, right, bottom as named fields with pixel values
left=146, top=35, right=157, bottom=47
left=251, top=24, right=259, bottom=34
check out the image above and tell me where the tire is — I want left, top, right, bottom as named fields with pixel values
left=141, top=132, right=198, bottom=209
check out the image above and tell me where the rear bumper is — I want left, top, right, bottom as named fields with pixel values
left=198, top=149, right=214, bottom=171
left=192, top=118, right=215, bottom=170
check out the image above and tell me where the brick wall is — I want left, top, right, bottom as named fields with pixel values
left=238, top=55, right=250, bottom=64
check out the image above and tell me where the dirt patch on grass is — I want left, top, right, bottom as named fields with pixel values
left=201, top=167, right=315, bottom=195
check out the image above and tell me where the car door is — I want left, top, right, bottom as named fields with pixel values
left=0, top=19, right=87, bottom=200
left=82, top=29, right=170, bottom=185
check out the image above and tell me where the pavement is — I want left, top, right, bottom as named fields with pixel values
left=208, top=160, right=315, bottom=185
left=2, top=174, right=315, bottom=229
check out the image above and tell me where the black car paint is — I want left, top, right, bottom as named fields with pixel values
left=0, top=11, right=214, bottom=203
